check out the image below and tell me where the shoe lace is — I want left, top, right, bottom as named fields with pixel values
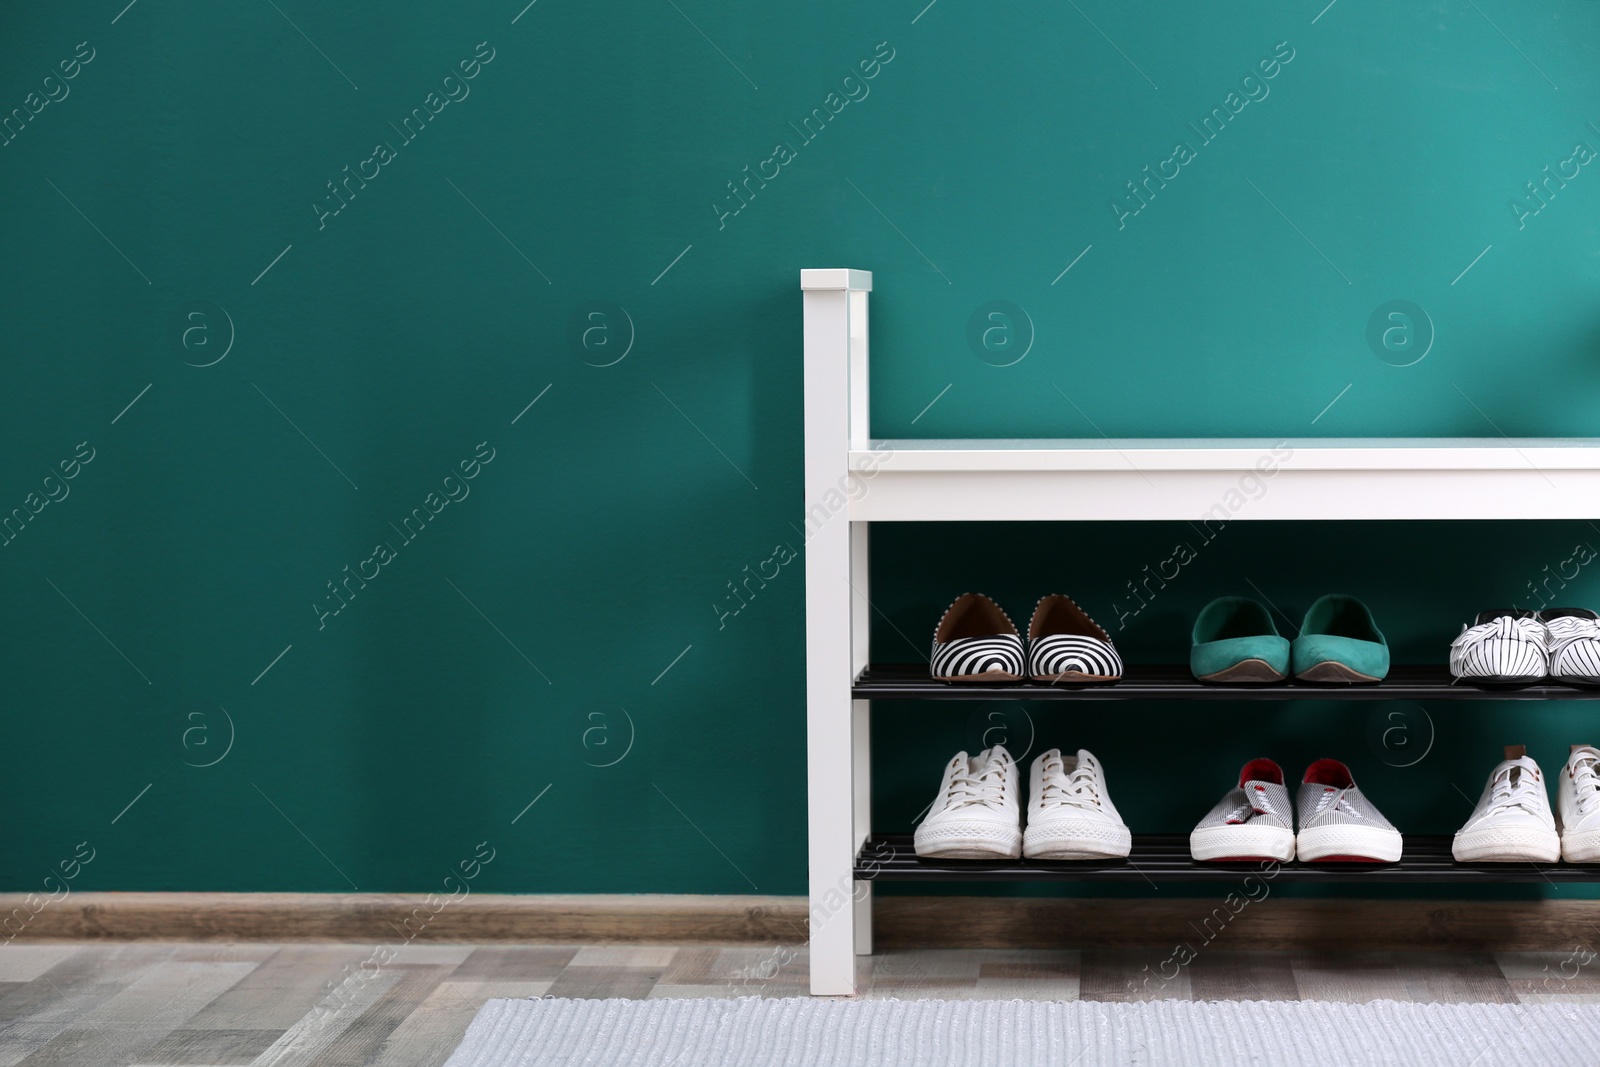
left=1038, top=753, right=1101, bottom=812
left=944, top=759, right=1009, bottom=811
left=1572, top=756, right=1600, bottom=816
left=1487, top=765, right=1544, bottom=816
left=1248, top=782, right=1278, bottom=817
left=1312, top=786, right=1360, bottom=819
left=1225, top=782, right=1279, bottom=825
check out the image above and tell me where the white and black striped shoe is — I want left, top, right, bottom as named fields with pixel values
left=1449, top=609, right=1548, bottom=685
left=930, top=593, right=1025, bottom=683
left=1026, top=594, right=1122, bottom=684
left=1544, top=608, right=1600, bottom=686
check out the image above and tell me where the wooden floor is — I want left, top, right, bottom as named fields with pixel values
left=1, top=942, right=1597, bottom=1066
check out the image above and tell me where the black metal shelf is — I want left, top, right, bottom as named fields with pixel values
left=857, top=834, right=1600, bottom=883
left=854, top=663, right=1600, bottom=701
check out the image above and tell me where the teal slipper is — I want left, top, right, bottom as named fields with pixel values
left=1292, top=594, right=1389, bottom=683
left=1191, top=597, right=1291, bottom=683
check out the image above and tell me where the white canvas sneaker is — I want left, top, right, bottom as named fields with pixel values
left=1559, top=744, right=1600, bottom=862
left=1453, top=746, right=1559, bottom=863
left=913, top=746, right=1021, bottom=859
left=1023, top=748, right=1132, bottom=860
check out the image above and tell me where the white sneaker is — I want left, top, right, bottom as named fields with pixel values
left=1559, top=744, right=1600, bottom=862
left=1453, top=746, right=1559, bottom=862
left=913, top=746, right=1021, bottom=859
left=1023, top=748, right=1132, bottom=859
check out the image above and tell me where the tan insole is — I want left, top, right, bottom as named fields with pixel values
left=1297, top=661, right=1381, bottom=684
left=1197, top=659, right=1287, bottom=684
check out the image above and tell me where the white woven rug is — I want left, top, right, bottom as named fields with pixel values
left=441, top=996, right=1600, bottom=1066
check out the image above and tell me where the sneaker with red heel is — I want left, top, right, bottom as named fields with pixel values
left=1190, top=758, right=1296, bottom=862
left=1296, top=758, right=1403, bottom=863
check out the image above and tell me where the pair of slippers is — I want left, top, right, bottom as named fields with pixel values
left=1191, top=594, right=1389, bottom=684
left=931, top=593, right=1121, bottom=684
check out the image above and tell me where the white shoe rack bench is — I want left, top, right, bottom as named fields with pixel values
left=802, top=267, right=1600, bottom=996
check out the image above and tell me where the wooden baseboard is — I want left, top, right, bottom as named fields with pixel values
left=1, top=892, right=1593, bottom=951
left=0, top=893, right=807, bottom=944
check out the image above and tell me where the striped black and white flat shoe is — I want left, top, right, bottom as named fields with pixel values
left=930, top=593, right=1025, bottom=683
left=1544, top=608, right=1600, bottom=686
left=1027, top=594, right=1122, bottom=684
left=1449, top=609, right=1547, bottom=685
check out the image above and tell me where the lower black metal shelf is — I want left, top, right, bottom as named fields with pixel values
left=854, top=663, right=1600, bottom=700
left=856, top=834, right=1600, bottom=883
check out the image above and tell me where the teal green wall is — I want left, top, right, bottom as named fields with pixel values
left=0, top=2, right=1595, bottom=897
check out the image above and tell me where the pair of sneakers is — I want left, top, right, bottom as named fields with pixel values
left=912, top=745, right=1132, bottom=860
left=930, top=593, right=1122, bottom=684
left=1449, top=608, right=1600, bottom=685
left=1190, top=758, right=1403, bottom=863
left=1454, top=745, right=1600, bottom=862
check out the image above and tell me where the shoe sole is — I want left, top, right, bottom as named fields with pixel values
left=1024, top=821, right=1131, bottom=860
left=1552, top=676, right=1600, bottom=688
left=1190, top=824, right=1296, bottom=863
left=1454, top=673, right=1547, bottom=687
left=1196, top=659, right=1287, bottom=685
left=1029, top=672, right=1120, bottom=685
left=1296, top=661, right=1383, bottom=684
left=1453, top=826, right=1560, bottom=863
left=1298, top=824, right=1403, bottom=863
left=1563, top=828, right=1600, bottom=863
left=932, top=671, right=1025, bottom=684
left=913, top=823, right=1022, bottom=860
